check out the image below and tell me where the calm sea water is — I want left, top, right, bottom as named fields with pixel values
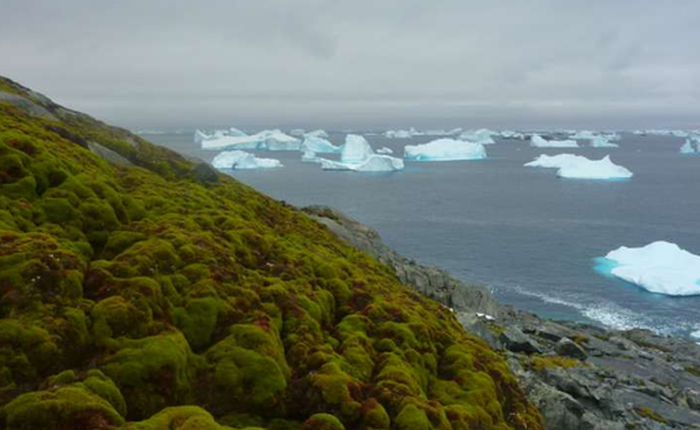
left=144, top=131, right=700, bottom=338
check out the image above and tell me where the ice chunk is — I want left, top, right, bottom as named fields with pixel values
left=384, top=129, right=418, bottom=139
left=305, top=129, right=330, bottom=139
left=459, top=129, right=497, bottom=145
left=194, top=129, right=209, bottom=144
left=320, top=154, right=404, bottom=172
left=530, top=134, right=579, bottom=148
left=301, top=136, right=341, bottom=154
left=500, top=130, right=525, bottom=140
left=570, top=130, right=597, bottom=140
left=598, top=241, right=700, bottom=296
left=201, top=135, right=260, bottom=150
left=525, top=154, right=633, bottom=180
left=255, top=130, right=301, bottom=151
left=301, top=150, right=322, bottom=163
left=289, top=129, right=306, bottom=137
left=211, top=150, right=282, bottom=170
left=376, top=147, right=394, bottom=154
left=404, top=138, right=487, bottom=161
left=680, top=139, right=697, bottom=154
left=341, top=134, right=374, bottom=163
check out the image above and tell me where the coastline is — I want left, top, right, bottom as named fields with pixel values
left=304, top=205, right=700, bottom=429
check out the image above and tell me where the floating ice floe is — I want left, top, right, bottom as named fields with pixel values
left=590, top=136, right=619, bottom=148
left=305, top=129, right=330, bottom=139
left=318, top=134, right=404, bottom=172
left=301, top=136, right=341, bottom=153
left=500, top=130, right=526, bottom=140
left=211, top=150, right=282, bottom=170
left=525, top=154, right=633, bottom=179
left=404, top=138, right=487, bottom=161
left=376, top=147, right=394, bottom=154
left=530, top=134, right=579, bottom=148
left=598, top=241, right=700, bottom=296
left=199, top=129, right=301, bottom=151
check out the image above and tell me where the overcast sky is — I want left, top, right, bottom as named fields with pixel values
left=2, top=0, right=699, bottom=130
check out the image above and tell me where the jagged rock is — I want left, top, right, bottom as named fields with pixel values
left=556, top=338, right=588, bottom=360
left=0, top=91, right=57, bottom=120
left=500, top=327, right=542, bottom=354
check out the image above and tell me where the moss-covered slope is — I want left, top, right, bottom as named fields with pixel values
left=0, top=76, right=543, bottom=430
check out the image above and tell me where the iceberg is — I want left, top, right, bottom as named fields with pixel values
left=194, top=129, right=209, bottom=144
left=376, top=147, right=394, bottom=154
left=200, top=129, right=301, bottom=151
left=404, top=138, right=487, bottom=161
left=211, top=150, right=282, bottom=170
left=459, top=128, right=497, bottom=145
left=384, top=128, right=419, bottom=139
left=320, top=154, right=404, bottom=172
left=341, top=134, right=374, bottom=163
left=590, top=136, right=619, bottom=148
left=317, top=134, right=403, bottom=172
left=301, top=136, right=341, bottom=153
left=570, top=130, right=597, bottom=140
left=229, top=127, right=247, bottom=137
left=680, top=139, right=697, bottom=154
left=598, top=241, right=700, bottom=296
left=289, top=129, right=306, bottom=137
left=301, top=150, right=322, bottom=163
left=530, top=134, right=579, bottom=148
left=500, top=130, right=525, bottom=140
left=525, top=154, right=633, bottom=180
left=305, top=129, right=330, bottom=139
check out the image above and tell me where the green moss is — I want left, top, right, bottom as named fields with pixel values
left=301, top=413, right=345, bottom=430
left=125, top=406, right=234, bottom=429
left=394, top=403, right=431, bottom=430
left=528, top=355, right=581, bottom=372
left=634, top=406, right=668, bottom=424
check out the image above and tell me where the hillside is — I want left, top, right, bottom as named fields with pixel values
left=0, top=76, right=543, bottom=429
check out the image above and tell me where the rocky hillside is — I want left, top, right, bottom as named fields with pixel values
left=0, top=76, right=543, bottom=429
left=306, top=206, right=700, bottom=430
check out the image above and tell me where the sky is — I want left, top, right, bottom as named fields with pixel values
left=1, top=0, right=699, bottom=131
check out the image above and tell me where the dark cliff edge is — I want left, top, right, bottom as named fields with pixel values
left=304, top=206, right=700, bottom=430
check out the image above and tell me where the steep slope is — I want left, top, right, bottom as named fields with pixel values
left=0, top=76, right=542, bottom=430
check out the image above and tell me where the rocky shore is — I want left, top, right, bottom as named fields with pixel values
left=304, top=206, right=700, bottom=430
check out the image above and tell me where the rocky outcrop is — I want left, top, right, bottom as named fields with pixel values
left=307, top=205, right=700, bottom=430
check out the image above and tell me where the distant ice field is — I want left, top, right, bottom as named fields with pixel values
left=145, top=131, right=700, bottom=339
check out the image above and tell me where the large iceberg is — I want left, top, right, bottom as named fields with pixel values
left=301, top=136, right=341, bottom=153
left=598, top=241, right=700, bottom=296
left=211, top=150, right=282, bottom=170
left=530, top=134, right=579, bottom=148
left=404, top=138, right=487, bottom=161
left=317, top=134, right=403, bottom=172
left=200, top=129, right=301, bottom=151
left=525, top=154, right=633, bottom=180
left=341, top=134, right=374, bottom=163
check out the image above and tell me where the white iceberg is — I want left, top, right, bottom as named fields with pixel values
left=317, top=134, right=403, bottom=172
left=530, top=134, right=579, bottom=148
left=229, top=127, right=247, bottom=137
left=570, top=130, right=597, bottom=140
left=459, top=128, right=497, bottom=145
left=194, top=129, right=209, bottom=144
left=301, top=136, right=341, bottom=153
left=384, top=128, right=419, bottom=139
left=404, top=138, right=487, bottom=161
left=211, top=150, right=282, bottom=170
left=301, top=150, right=322, bottom=163
left=289, top=129, right=306, bottom=137
left=200, top=129, right=300, bottom=151
left=525, top=154, right=633, bottom=180
left=680, top=139, right=697, bottom=154
left=320, top=155, right=404, bottom=172
left=500, top=130, right=525, bottom=140
left=305, top=129, right=330, bottom=139
left=376, top=147, right=394, bottom=154
left=599, top=241, right=700, bottom=296
left=341, top=134, right=374, bottom=163
left=590, top=136, right=619, bottom=148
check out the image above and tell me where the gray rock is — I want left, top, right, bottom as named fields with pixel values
left=500, top=327, right=542, bottom=354
left=192, top=162, right=219, bottom=183
left=87, top=141, right=133, bottom=167
left=0, top=91, right=57, bottom=120
left=556, top=338, right=588, bottom=360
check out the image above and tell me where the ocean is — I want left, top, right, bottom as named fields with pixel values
left=143, top=131, right=700, bottom=338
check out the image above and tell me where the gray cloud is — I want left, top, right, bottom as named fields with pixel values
left=1, top=0, right=698, bottom=130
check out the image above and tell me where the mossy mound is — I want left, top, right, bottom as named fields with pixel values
left=0, top=76, right=543, bottom=429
